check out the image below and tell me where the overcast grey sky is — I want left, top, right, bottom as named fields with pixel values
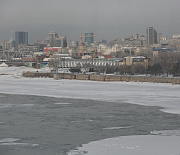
left=0, top=0, right=180, bottom=44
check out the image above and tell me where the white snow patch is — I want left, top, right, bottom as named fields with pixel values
left=0, top=103, right=34, bottom=108
left=15, top=104, right=34, bottom=107
left=103, top=126, right=134, bottom=130
left=71, top=120, right=94, bottom=123
left=0, top=66, right=51, bottom=79
left=0, top=63, right=8, bottom=67
left=53, top=103, right=71, bottom=105
left=68, top=135, right=180, bottom=155
left=151, top=129, right=180, bottom=136
left=0, top=143, right=39, bottom=146
left=0, top=104, right=13, bottom=108
left=0, top=138, right=20, bottom=143
left=0, top=138, right=39, bottom=147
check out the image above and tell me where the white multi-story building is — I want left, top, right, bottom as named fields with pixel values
left=173, top=34, right=180, bottom=39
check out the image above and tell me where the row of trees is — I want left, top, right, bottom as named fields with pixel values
left=92, top=64, right=146, bottom=75
left=87, top=51, right=180, bottom=76
left=149, top=52, right=180, bottom=76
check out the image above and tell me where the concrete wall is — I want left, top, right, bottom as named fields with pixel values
left=23, top=72, right=53, bottom=78
left=76, top=74, right=90, bottom=80
left=90, top=75, right=105, bottom=81
left=23, top=72, right=180, bottom=84
left=105, top=76, right=122, bottom=82
left=59, top=73, right=76, bottom=79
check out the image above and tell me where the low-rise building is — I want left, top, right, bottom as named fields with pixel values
left=44, top=47, right=62, bottom=55
left=120, top=56, right=148, bottom=69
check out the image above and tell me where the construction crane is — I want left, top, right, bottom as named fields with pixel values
left=79, top=33, right=96, bottom=56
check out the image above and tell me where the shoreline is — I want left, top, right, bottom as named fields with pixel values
left=23, top=72, right=180, bottom=84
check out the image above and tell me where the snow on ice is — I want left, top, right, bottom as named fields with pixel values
left=1, top=66, right=180, bottom=155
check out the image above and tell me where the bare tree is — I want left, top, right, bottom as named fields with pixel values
left=131, top=64, right=146, bottom=74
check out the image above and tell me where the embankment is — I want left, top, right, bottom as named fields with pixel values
left=23, top=72, right=180, bottom=84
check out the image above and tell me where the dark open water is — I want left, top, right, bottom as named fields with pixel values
left=0, top=93, right=180, bottom=155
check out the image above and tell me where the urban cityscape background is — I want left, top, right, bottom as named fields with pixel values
left=1, top=0, right=180, bottom=76
left=1, top=1, right=180, bottom=155
left=0, top=27, right=180, bottom=76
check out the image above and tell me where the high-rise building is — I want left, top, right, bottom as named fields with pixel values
left=54, top=36, right=67, bottom=48
left=45, top=31, right=67, bottom=48
left=49, top=31, right=58, bottom=39
left=85, top=31, right=94, bottom=45
left=157, top=33, right=163, bottom=43
left=1, top=40, right=8, bottom=50
left=15, top=31, right=28, bottom=47
left=146, top=27, right=157, bottom=46
left=48, top=31, right=58, bottom=46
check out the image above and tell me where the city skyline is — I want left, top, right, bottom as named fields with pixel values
left=0, top=0, right=180, bottom=43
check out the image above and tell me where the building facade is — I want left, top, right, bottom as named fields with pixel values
left=0, top=40, right=15, bottom=50
left=45, top=31, right=67, bottom=47
left=146, top=27, right=157, bottom=46
left=85, top=31, right=94, bottom=45
left=173, top=34, right=180, bottom=39
left=55, top=36, right=67, bottom=48
left=15, top=31, right=28, bottom=47
left=122, top=56, right=148, bottom=69
left=44, top=47, right=62, bottom=55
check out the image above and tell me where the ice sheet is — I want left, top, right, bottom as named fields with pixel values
left=0, top=138, right=39, bottom=147
left=68, top=134, right=180, bottom=155
left=1, top=66, right=180, bottom=155
left=0, top=72, right=179, bottom=114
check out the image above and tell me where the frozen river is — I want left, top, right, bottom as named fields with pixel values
left=0, top=67, right=180, bottom=154
left=0, top=93, right=180, bottom=155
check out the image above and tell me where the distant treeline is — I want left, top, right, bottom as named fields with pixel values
left=89, top=51, right=180, bottom=77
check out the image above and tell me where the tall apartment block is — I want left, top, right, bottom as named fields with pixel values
left=146, top=27, right=157, bottom=46
left=85, top=31, right=94, bottom=45
left=15, top=31, right=28, bottom=47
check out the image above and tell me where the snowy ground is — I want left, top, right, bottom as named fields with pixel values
left=69, top=134, right=180, bottom=155
left=0, top=65, right=51, bottom=79
left=1, top=66, right=180, bottom=155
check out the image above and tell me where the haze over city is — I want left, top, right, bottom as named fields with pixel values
left=1, top=1, right=180, bottom=155
left=0, top=0, right=180, bottom=43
